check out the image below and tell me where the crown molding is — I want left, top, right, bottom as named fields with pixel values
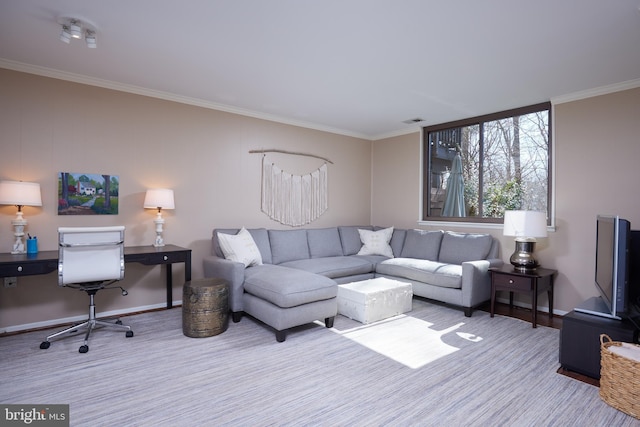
left=0, top=58, right=371, bottom=140
left=6, top=58, right=636, bottom=141
left=371, top=127, right=421, bottom=141
left=551, top=78, right=640, bottom=105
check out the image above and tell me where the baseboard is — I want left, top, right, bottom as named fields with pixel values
left=0, top=300, right=183, bottom=335
left=2, top=296, right=567, bottom=335
left=557, top=367, right=600, bottom=387
left=494, top=296, right=568, bottom=317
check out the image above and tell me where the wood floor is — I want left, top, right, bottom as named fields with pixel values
left=477, top=300, right=562, bottom=329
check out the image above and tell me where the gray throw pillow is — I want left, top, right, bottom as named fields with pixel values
left=400, top=229, right=443, bottom=260
left=438, top=231, right=493, bottom=264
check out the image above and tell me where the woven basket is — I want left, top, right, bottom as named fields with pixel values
left=599, top=334, right=640, bottom=419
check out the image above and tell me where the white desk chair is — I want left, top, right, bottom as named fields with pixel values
left=40, top=226, right=134, bottom=353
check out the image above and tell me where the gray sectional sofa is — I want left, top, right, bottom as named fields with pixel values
left=203, top=226, right=502, bottom=341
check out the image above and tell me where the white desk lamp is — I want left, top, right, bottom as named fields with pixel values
left=143, top=189, right=175, bottom=247
left=0, top=180, right=42, bottom=254
left=503, top=210, right=548, bottom=271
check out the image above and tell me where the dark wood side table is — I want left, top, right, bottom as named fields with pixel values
left=489, top=265, right=557, bottom=328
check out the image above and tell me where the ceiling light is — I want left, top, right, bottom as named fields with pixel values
left=69, top=20, right=82, bottom=38
left=59, top=25, right=71, bottom=44
left=58, top=18, right=97, bottom=48
left=85, top=30, right=97, bottom=48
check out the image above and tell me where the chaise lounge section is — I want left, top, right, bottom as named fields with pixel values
left=203, top=226, right=502, bottom=341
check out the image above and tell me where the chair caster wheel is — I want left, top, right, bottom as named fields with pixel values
left=126, top=331, right=134, bottom=338
left=79, top=345, right=89, bottom=353
left=40, top=341, right=50, bottom=350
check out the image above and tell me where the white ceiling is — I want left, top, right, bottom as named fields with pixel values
left=1, top=0, right=640, bottom=140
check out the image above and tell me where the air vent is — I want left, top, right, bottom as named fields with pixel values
left=402, top=117, right=424, bottom=124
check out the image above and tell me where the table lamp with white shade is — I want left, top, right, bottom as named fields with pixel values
left=0, top=180, right=42, bottom=254
left=143, top=188, right=175, bottom=247
left=503, top=210, right=548, bottom=271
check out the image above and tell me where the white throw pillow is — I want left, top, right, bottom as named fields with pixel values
left=357, top=227, right=394, bottom=258
left=217, top=227, right=263, bottom=267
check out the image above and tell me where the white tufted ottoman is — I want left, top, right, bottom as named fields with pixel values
left=337, top=277, right=413, bottom=324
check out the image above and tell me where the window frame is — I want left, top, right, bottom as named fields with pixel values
left=421, top=102, right=552, bottom=225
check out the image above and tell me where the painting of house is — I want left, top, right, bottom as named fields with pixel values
left=77, top=181, right=96, bottom=196
left=57, top=172, right=119, bottom=215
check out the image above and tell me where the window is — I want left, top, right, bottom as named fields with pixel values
left=422, top=102, right=551, bottom=223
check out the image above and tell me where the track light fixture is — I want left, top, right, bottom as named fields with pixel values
left=58, top=18, right=97, bottom=48
left=85, top=31, right=97, bottom=48
left=69, top=20, right=82, bottom=39
left=59, top=25, right=72, bottom=44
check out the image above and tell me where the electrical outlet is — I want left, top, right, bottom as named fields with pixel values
left=4, top=277, right=17, bottom=288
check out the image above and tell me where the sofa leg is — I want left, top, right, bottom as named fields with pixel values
left=231, top=311, right=243, bottom=323
left=324, top=316, right=335, bottom=328
left=464, top=307, right=472, bottom=317
left=275, top=330, right=286, bottom=342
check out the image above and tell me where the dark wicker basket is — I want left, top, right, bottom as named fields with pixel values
left=182, top=278, right=229, bottom=338
left=599, top=334, right=640, bottom=419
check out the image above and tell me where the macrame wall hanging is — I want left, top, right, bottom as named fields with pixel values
left=250, top=149, right=331, bottom=227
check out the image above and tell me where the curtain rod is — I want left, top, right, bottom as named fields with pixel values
left=249, top=149, right=334, bottom=164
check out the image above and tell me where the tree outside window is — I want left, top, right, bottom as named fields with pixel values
left=423, top=102, right=550, bottom=223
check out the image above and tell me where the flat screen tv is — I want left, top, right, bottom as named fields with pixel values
left=575, top=215, right=631, bottom=320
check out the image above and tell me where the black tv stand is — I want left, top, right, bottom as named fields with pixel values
left=559, top=308, right=639, bottom=379
left=574, top=296, right=622, bottom=320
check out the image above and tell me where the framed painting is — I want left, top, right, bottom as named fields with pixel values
left=58, top=172, right=119, bottom=215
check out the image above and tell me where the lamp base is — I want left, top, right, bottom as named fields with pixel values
left=10, top=214, right=27, bottom=254
left=153, top=214, right=165, bottom=247
left=510, top=240, right=539, bottom=271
